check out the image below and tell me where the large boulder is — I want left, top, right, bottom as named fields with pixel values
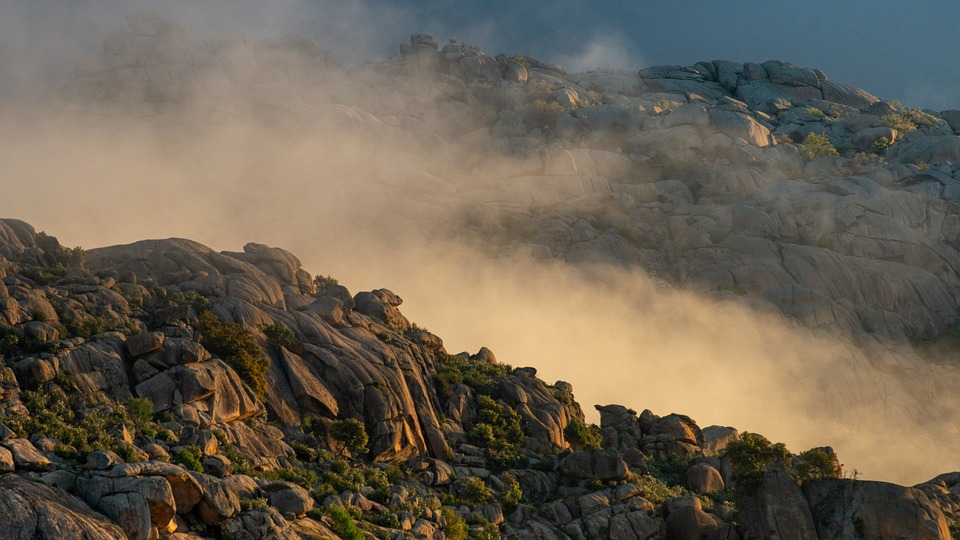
left=804, top=479, right=950, bottom=539
left=709, top=110, right=774, bottom=147
left=189, top=472, right=240, bottom=525
left=738, top=469, right=818, bottom=540
left=0, top=474, right=127, bottom=540
left=560, top=449, right=629, bottom=481
left=685, top=463, right=725, bottom=494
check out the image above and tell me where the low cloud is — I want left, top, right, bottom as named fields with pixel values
left=552, top=33, right=643, bottom=72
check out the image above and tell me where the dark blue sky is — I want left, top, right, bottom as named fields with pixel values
left=2, top=0, right=958, bottom=109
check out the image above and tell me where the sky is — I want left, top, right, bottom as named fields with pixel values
left=1, top=0, right=959, bottom=109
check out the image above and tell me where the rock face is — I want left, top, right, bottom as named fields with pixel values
left=0, top=474, right=127, bottom=540
left=804, top=479, right=951, bottom=539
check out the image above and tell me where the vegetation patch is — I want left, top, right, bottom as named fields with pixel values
left=195, top=309, right=267, bottom=398
left=881, top=107, right=942, bottom=133
left=563, top=418, right=602, bottom=451
left=435, top=353, right=513, bottom=397
left=263, top=322, right=296, bottom=349
left=4, top=385, right=163, bottom=461
left=801, top=132, right=839, bottom=159
left=720, top=432, right=792, bottom=490
left=469, top=395, right=526, bottom=471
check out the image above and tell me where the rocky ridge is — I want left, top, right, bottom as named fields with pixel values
left=0, top=218, right=959, bottom=539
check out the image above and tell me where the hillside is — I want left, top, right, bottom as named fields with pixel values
left=0, top=218, right=957, bottom=540
left=4, top=12, right=960, bottom=539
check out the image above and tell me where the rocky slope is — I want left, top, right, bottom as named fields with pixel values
left=1, top=218, right=958, bottom=540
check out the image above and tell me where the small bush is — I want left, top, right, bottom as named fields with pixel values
left=469, top=395, right=526, bottom=471
left=263, top=323, right=296, bottom=349
left=460, top=477, right=492, bottom=506
left=314, top=275, right=339, bottom=292
left=881, top=108, right=942, bottom=133
left=721, top=432, right=792, bottom=490
left=647, top=456, right=694, bottom=487
left=326, top=506, right=364, bottom=540
left=801, top=132, right=839, bottom=159
left=629, top=473, right=687, bottom=510
left=127, top=397, right=153, bottom=423
left=804, top=106, right=826, bottom=120
left=499, top=472, right=523, bottom=511
left=171, top=446, right=205, bottom=473
left=240, top=497, right=268, bottom=511
left=436, top=354, right=512, bottom=397
left=330, top=418, right=369, bottom=457
left=564, top=419, right=602, bottom=451
left=442, top=508, right=469, bottom=540
left=195, top=310, right=267, bottom=398
left=870, top=136, right=891, bottom=154
left=794, top=447, right=842, bottom=482
left=4, top=386, right=157, bottom=460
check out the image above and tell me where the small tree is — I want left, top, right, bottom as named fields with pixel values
left=263, top=323, right=296, bottom=349
left=314, top=274, right=339, bottom=293
left=330, top=418, right=368, bottom=457
left=721, top=432, right=792, bottom=490
left=459, top=476, right=491, bottom=506
left=794, top=447, right=842, bottom=482
left=564, top=418, right=602, bottom=451
left=801, top=132, right=839, bottom=159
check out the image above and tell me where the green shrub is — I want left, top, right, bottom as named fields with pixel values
left=804, top=106, right=826, bottom=120
left=368, top=513, right=401, bottom=529
left=195, top=310, right=267, bottom=398
left=127, top=397, right=153, bottom=423
left=314, top=275, right=339, bottom=292
left=469, top=395, right=526, bottom=471
left=240, top=497, right=268, bottom=511
left=326, top=506, right=364, bottom=540
left=794, top=447, right=842, bottom=482
left=499, top=472, right=523, bottom=511
left=881, top=108, right=942, bottom=133
left=263, top=323, right=296, bottom=349
left=801, top=132, right=839, bottom=159
left=19, top=264, right=67, bottom=286
left=647, top=456, right=694, bottom=487
left=460, top=477, right=491, bottom=506
left=436, top=354, right=512, bottom=397
left=629, top=473, right=687, bottom=510
left=564, top=419, right=602, bottom=451
left=442, top=508, right=469, bottom=540
left=171, top=446, right=205, bottom=473
left=330, top=418, right=369, bottom=457
left=870, top=136, right=891, bottom=154
left=721, top=432, right=792, bottom=490
left=4, top=386, right=155, bottom=460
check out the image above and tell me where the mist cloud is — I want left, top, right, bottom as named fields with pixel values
left=552, top=33, right=643, bottom=73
